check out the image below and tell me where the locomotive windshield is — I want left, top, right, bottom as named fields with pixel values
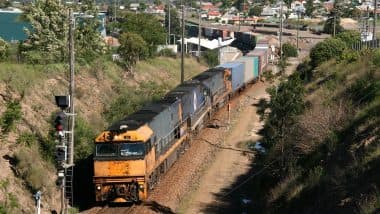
left=120, top=143, right=145, bottom=157
left=96, top=144, right=117, bottom=156
left=95, top=142, right=145, bottom=159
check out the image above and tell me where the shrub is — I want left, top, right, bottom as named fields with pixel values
left=202, top=49, right=219, bottom=67
left=282, top=43, right=298, bottom=58
left=373, top=49, right=380, bottom=67
left=310, top=38, right=346, bottom=67
left=0, top=100, right=22, bottom=133
left=0, top=37, right=9, bottom=61
left=14, top=147, right=47, bottom=192
left=16, top=132, right=38, bottom=147
left=336, top=30, right=361, bottom=48
left=74, top=117, right=96, bottom=161
left=158, top=48, right=176, bottom=58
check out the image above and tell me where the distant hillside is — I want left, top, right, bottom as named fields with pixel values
left=0, top=56, right=207, bottom=213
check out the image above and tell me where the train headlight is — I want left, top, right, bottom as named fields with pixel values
left=96, top=185, right=101, bottom=191
left=139, top=184, right=144, bottom=191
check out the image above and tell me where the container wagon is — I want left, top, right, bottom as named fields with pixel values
left=247, top=49, right=268, bottom=75
left=217, top=62, right=245, bottom=92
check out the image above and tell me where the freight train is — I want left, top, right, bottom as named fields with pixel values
left=93, top=46, right=269, bottom=203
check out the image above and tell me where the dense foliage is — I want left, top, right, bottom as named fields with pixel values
left=0, top=37, right=8, bottom=61
left=119, top=13, right=166, bottom=56
left=118, top=32, right=149, bottom=70
left=75, top=0, right=106, bottom=62
left=248, top=6, right=263, bottom=16
left=23, top=0, right=68, bottom=62
left=282, top=43, right=298, bottom=58
left=310, top=38, right=346, bottom=67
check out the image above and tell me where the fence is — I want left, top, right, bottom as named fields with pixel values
left=352, top=39, right=380, bottom=51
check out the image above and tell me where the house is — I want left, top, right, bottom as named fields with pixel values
left=130, top=3, right=140, bottom=11
left=201, top=2, right=215, bottom=11
left=208, top=10, right=222, bottom=20
left=290, top=1, right=305, bottom=10
left=261, top=6, right=277, bottom=16
left=323, top=1, right=334, bottom=11
left=153, top=4, right=165, bottom=14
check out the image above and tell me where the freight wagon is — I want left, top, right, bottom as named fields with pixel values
left=93, top=46, right=265, bottom=203
left=247, top=49, right=268, bottom=75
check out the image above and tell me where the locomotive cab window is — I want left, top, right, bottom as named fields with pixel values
left=120, top=143, right=145, bottom=158
left=96, top=144, right=117, bottom=157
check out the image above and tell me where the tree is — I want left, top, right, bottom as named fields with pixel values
left=282, top=43, right=298, bottom=58
left=324, top=0, right=344, bottom=35
left=23, top=0, right=69, bottom=62
left=75, top=0, right=106, bottom=62
left=120, top=13, right=166, bottom=56
left=118, top=32, right=148, bottom=71
left=154, top=0, right=162, bottom=5
left=264, top=74, right=305, bottom=169
left=139, top=3, right=147, bottom=11
left=249, top=6, right=263, bottom=16
left=310, top=38, right=346, bottom=67
left=305, top=0, right=314, bottom=17
left=0, top=37, right=9, bottom=61
left=234, top=0, right=245, bottom=11
left=165, top=7, right=181, bottom=36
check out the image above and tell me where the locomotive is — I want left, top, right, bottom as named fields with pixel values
left=93, top=48, right=268, bottom=203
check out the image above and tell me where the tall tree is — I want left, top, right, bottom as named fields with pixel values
left=305, top=0, right=314, bottom=17
left=24, top=0, right=69, bottom=61
left=249, top=5, right=263, bottom=16
left=264, top=74, right=305, bottom=169
left=118, top=32, right=148, bottom=71
left=120, top=13, right=166, bottom=56
left=164, top=7, right=181, bottom=36
left=75, top=0, right=105, bottom=61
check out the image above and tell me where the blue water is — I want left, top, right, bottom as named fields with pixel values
left=0, top=12, right=31, bottom=42
left=0, top=12, right=106, bottom=42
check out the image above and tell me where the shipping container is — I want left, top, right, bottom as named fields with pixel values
left=247, top=49, right=268, bottom=74
left=235, top=57, right=255, bottom=84
left=217, top=62, right=245, bottom=92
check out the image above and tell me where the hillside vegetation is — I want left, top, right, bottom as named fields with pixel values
left=0, top=56, right=207, bottom=213
left=249, top=47, right=379, bottom=212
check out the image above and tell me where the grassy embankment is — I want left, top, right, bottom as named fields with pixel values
left=249, top=50, right=379, bottom=213
left=0, top=56, right=207, bottom=212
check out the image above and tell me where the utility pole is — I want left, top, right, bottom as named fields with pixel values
left=114, top=0, right=117, bottom=21
left=373, top=0, right=377, bottom=41
left=168, top=0, right=171, bottom=44
left=279, top=0, right=283, bottom=60
left=297, top=11, right=300, bottom=49
left=333, top=15, right=336, bottom=37
left=197, top=0, right=201, bottom=62
left=181, top=2, right=185, bottom=83
left=68, top=9, right=75, bottom=169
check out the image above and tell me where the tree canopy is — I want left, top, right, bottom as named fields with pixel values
left=310, top=38, right=346, bottom=67
left=120, top=13, right=166, bottom=56
left=118, top=32, right=148, bottom=70
left=23, top=0, right=68, bottom=62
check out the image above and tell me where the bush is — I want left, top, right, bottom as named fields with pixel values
left=14, top=147, right=47, bottom=193
left=158, top=48, right=176, bottom=58
left=202, top=49, right=219, bottom=67
left=74, top=117, right=96, bottom=161
left=0, top=100, right=22, bottom=133
left=336, top=30, right=361, bottom=48
left=0, top=37, right=9, bottom=61
left=373, top=49, right=380, bottom=67
left=310, top=38, right=347, bottom=67
left=282, top=43, right=298, bottom=58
